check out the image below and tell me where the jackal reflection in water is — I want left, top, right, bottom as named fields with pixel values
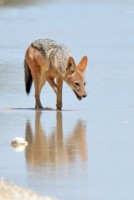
left=25, top=112, right=87, bottom=165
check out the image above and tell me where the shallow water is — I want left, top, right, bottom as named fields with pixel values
left=0, top=1, right=134, bottom=200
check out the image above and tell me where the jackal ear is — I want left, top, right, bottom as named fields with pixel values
left=77, top=56, right=88, bottom=72
left=66, top=57, right=76, bottom=74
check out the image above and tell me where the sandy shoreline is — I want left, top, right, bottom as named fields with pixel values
left=0, top=179, right=57, bottom=200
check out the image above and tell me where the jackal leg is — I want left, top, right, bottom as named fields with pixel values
left=25, top=46, right=49, bottom=109
left=28, top=65, right=43, bottom=109
left=34, top=73, right=48, bottom=109
left=38, top=71, right=47, bottom=106
left=56, top=77, right=63, bottom=110
left=47, top=77, right=63, bottom=110
left=34, top=82, right=43, bottom=110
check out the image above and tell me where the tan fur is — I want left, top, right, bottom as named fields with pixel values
left=25, top=45, right=87, bottom=110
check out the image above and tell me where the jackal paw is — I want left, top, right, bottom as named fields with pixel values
left=56, top=105, right=62, bottom=110
left=35, top=105, right=44, bottom=110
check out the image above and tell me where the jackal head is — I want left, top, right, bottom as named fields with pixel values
left=64, top=56, right=88, bottom=100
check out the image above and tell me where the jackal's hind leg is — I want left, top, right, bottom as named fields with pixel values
left=31, top=72, right=43, bottom=109
left=38, top=73, right=47, bottom=109
left=34, top=87, right=43, bottom=109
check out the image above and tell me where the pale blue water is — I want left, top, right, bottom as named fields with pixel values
left=0, top=1, right=134, bottom=200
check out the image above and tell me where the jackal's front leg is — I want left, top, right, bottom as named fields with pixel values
left=56, top=77, right=63, bottom=110
left=47, top=77, right=63, bottom=110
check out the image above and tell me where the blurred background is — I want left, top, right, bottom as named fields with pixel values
left=0, top=0, right=43, bottom=6
left=0, top=0, right=134, bottom=6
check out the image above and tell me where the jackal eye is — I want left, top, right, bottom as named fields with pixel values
left=74, top=82, right=80, bottom=87
left=84, top=82, right=86, bottom=86
left=71, top=70, right=74, bottom=74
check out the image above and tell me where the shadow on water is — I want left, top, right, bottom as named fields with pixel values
left=10, top=107, right=79, bottom=111
left=25, top=111, right=87, bottom=166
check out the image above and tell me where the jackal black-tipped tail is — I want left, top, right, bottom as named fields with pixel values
left=24, top=59, right=33, bottom=94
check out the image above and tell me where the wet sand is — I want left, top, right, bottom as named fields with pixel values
left=0, top=179, right=56, bottom=200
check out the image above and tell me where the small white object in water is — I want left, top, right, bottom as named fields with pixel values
left=11, top=137, right=28, bottom=147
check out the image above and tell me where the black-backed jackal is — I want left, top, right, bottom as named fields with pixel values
left=24, top=39, right=88, bottom=110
